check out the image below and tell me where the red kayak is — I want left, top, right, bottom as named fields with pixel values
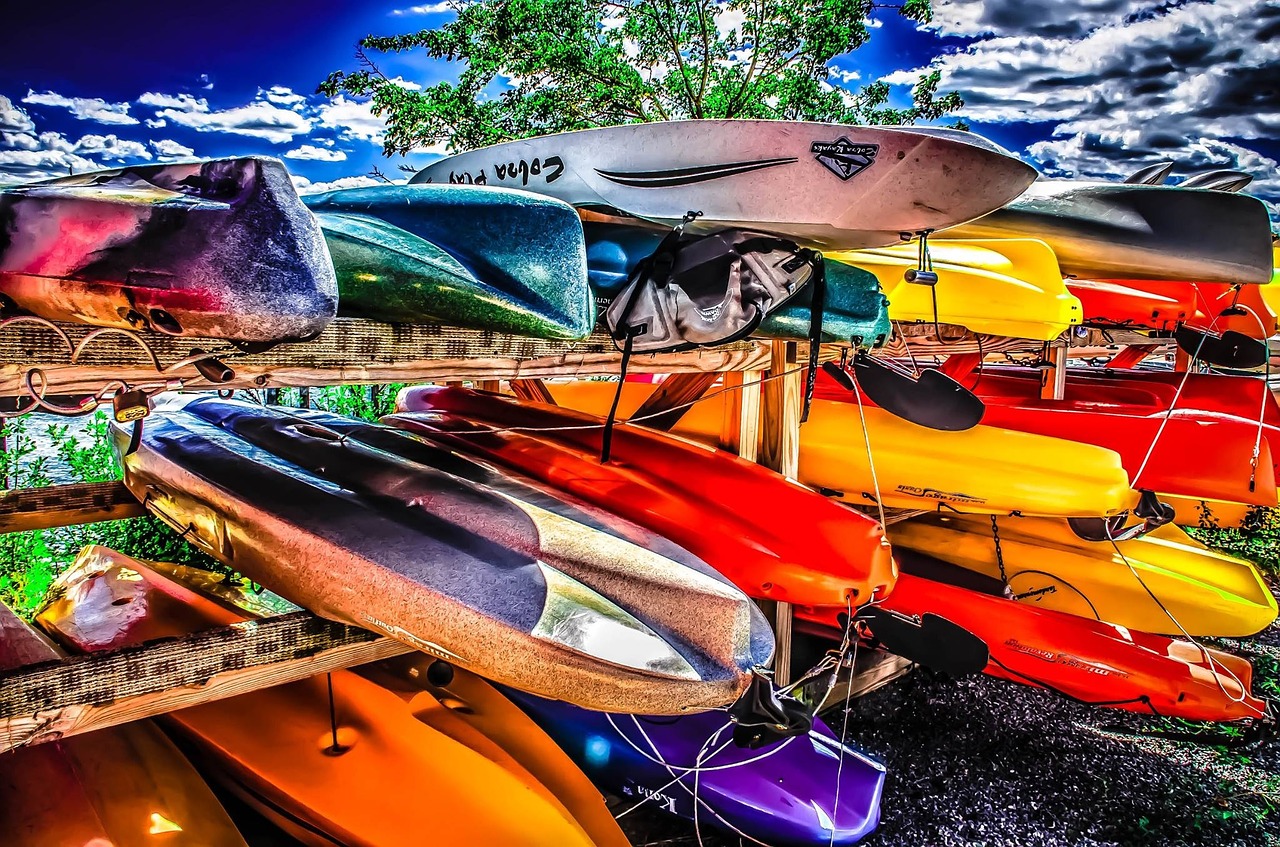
left=795, top=553, right=1270, bottom=724
left=390, top=386, right=895, bottom=609
left=817, top=366, right=1280, bottom=506
left=1069, top=279, right=1277, bottom=337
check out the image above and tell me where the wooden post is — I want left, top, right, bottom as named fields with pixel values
left=718, top=371, right=760, bottom=460
left=263, top=388, right=280, bottom=405
left=477, top=380, right=502, bottom=393
left=1174, top=343, right=1192, bottom=373
left=758, top=341, right=803, bottom=684
left=298, top=387, right=311, bottom=409
left=1039, top=344, right=1067, bottom=401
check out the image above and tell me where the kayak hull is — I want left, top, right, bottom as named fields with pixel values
left=111, top=397, right=772, bottom=714
left=304, top=185, right=595, bottom=338
left=36, top=548, right=607, bottom=847
left=0, top=601, right=246, bottom=847
left=0, top=157, right=337, bottom=342
left=888, top=514, right=1278, bottom=637
left=835, top=238, right=1083, bottom=341
left=947, top=180, right=1275, bottom=284
left=550, top=380, right=1139, bottom=518
left=391, top=385, right=897, bottom=608
left=505, top=690, right=886, bottom=847
left=412, top=121, right=1038, bottom=250
left=795, top=557, right=1268, bottom=724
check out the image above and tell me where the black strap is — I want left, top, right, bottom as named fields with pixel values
left=124, top=417, right=144, bottom=457
left=599, top=329, right=638, bottom=463
left=801, top=251, right=826, bottom=423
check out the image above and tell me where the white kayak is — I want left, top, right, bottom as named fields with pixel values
left=411, top=121, right=1038, bottom=250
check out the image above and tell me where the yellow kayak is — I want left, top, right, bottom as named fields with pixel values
left=832, top=238, right=1082, bottom=341
left=36, top=546, right=618, bottom=847
left=550, top=381, right=1138, bottom=518
left=889, top=514, right=1277, bottom=636
left=0, top=602, right=247, bottom=847
left=1163, top=494, right=1275, bottom=530
left=147, top=560, right=629, bottom=847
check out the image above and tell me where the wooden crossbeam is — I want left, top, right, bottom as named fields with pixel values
left=509, top=378, right=556, bottom=404
left=0, top=481, right=145, bottom=533
left=0, top=611, right=412, bottom=753
left=630, top=371, right=720, bottom=431
left=0, top=318, right=771, bottom=397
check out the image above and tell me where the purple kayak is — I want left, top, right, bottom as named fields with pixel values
left=504, top=689, right=885, bottom=846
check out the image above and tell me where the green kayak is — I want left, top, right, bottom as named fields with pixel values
left=304, top=185, right=595, bottom=339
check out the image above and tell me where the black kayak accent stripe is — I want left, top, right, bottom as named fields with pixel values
left=595, top=157, right=798, bottom=187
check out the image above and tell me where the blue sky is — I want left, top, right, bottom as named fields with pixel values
left=1, top=0, right=1275, bottom=213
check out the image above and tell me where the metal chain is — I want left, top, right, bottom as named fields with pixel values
left=990, top=515, right=1009, bottom=585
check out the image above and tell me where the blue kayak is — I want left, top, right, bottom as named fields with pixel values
left=504, top=688, right=885, bottom=846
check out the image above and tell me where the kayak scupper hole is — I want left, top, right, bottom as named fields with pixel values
left=440, top=697, right=475, bottom=714
left=111, top=597, right=132, bottom=606
left=118, top=307, right=147, bottom=328
left=761, top=582, right=774, bottom=593
left=317, top=726, right=358, bottom=756
left=148, top=309, right=183, bottom=335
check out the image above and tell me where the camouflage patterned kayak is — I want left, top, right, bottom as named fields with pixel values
left=303, top=185, right=595, bottom=339
left=0, top=157, right=337, bottom=343
left=584, top=218, right=890, bottom=346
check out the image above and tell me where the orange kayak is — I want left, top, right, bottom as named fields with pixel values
left=36, top=546, right=611, bottom=847
left=1, top=601, right=247, bottom=847
left=144, top=559, right=630, bottom=847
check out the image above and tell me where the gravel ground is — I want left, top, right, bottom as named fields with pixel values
left=621, top=596, right=1280, bottom=847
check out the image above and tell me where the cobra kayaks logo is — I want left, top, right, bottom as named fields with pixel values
left=595, top=156, right=797, bottom=188
left=811, top=137, right=879, bottom=181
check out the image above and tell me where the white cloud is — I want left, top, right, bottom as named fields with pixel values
left=142, top=91, right=313, bottom=144
left=390, top=2, right=458, bottom=15
left=284, top=144, right=348, bottom=162
left=0, top=96, right=35, bottom=134
left=316, top=95, right=385, bottom=143
left=890, top=0, right=1280, bottom=208
left=829, top=66, right=861, bottom=84
left=138, top=92, right=204, bottom=110
left=929, top=0, right=1143, bottom=38
left=73, top=134, right=152, bottom=161
left=151, top=139, right=195, bottom=159
left=291, top=174, right=394, bottom=194
left=1, top=131, right=39, bottom=151
left=0, top=148, right=101, bottom=182
left=145, top=117, right=167, bottom=128
left=863, top=15, right=883, bottom=29
left=23, top=90, right=139, bottom=126
left=263, top=85, right=307, bottom=106
left=714, top=8, right=746, bottom=38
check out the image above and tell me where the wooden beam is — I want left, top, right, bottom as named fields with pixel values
left=0, top=611, right=411, bottom=753
left=817, top=649, right=914, bottom=713
left=0, top=318, right=771, bottom=397
left=509, top=378, right=556, bottom=404
left=630, top=372, right=719, bottom=431
left=0, top=481, right=145, bottom=534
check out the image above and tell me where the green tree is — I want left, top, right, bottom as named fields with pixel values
left=320, top=0, right=963, bottom=156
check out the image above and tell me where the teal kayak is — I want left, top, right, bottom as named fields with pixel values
left=304, top=185, right=595, bottom=339
left=585, top=220, right=889, bottom=346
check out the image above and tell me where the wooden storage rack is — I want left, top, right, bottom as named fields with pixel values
left=0, top=317, right=1159, bottom=754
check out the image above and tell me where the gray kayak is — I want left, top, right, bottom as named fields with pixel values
left=947, top=179, right=1275, bottom=284
left=411, top=121, right=1038, bottom=250
left=0, top=157, right=337, bottom=343
left=110, top=395, right=773, bottom=714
